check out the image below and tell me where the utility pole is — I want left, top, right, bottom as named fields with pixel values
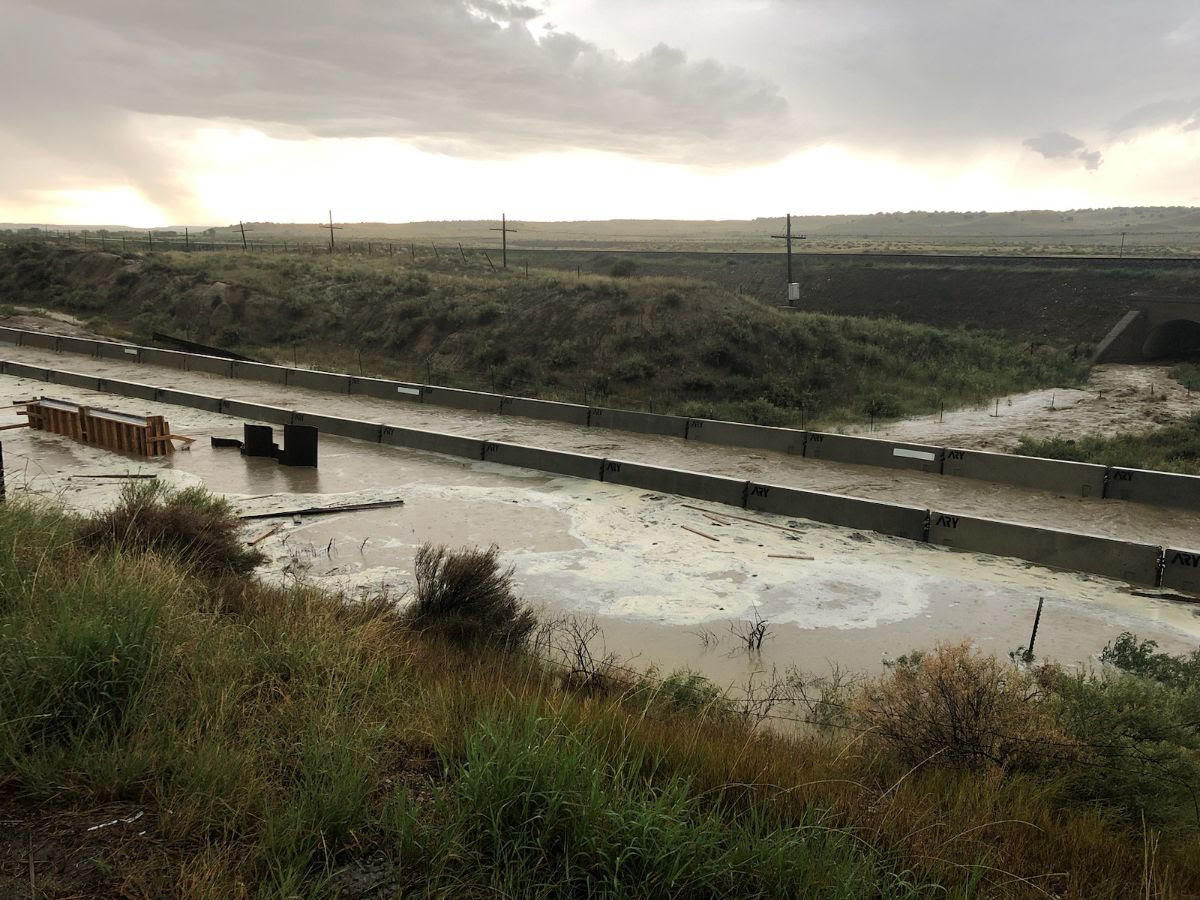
left=1119, top=230, right=1126, bottom=259
left=239, top=221, right=248, bottom=251
left=771, top=213, right=805, bottom=302
left=184, top=227, right=190, bottom=251
left=490, top=213, right=515, bottom=269
left=326, top=210, right=342, bottom=253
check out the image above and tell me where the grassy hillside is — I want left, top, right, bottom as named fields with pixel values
left=0, top=243, right=1090, bottom=428
left=1, top=487, right=1199, bottom=896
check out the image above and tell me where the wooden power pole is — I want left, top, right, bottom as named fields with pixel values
left=771, top=213, right=806, bottom=302
left=489, top=213, right=516, bottom=269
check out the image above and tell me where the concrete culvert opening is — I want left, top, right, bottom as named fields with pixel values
left=1141, top=319, right=1200, bottom=359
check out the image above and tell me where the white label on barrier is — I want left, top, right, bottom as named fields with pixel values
left=893, top=448, right=936, bottom=461
left=123, top=348, right=138, bottom=355
left=396, top=386, right=421, bottom=395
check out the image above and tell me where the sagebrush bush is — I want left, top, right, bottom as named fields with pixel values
left=76, top=480, right=264, bottom=577
left=852, top=642, right=1066, bottom=769
left=403, top=543, right=536, bottom=649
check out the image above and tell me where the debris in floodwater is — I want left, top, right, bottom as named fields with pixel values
left=681, top=524, right=719, bottom=542
left=239, top=498, right=406, bottom=520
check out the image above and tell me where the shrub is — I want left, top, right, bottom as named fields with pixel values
left=77, top=481, right=264, bottom=577
left=403, top=543, right=535, bottom=650
left=609, top=259, right=637, bottom=277
left=1100, top=632, right=1200, bottom=689
left=852, top=642, right=1062, bottom=768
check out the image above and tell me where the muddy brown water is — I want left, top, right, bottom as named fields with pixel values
left=2, top=354, right=1199, bottom=685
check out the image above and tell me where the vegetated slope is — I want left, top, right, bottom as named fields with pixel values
left=1018, top=410, right=1200, bottom=475
left=0, top=242, right=1089, bottom=427
left=2, top=489, right=1199, bottom=897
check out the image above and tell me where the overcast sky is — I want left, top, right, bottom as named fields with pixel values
left=2, top=0, right=1198, bottom=225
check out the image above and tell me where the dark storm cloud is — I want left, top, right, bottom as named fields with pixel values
left=758, top=0, right=1200, bottom=157
left=1, top=0, right=789, bottom=169
left=1023, top=132, right=1102, bottom=170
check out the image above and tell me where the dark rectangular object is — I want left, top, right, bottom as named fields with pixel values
left=280, top=424, right=318, bottom=467
left=242, top=424, right=276, bottom=458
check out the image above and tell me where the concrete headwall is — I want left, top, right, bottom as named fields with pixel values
left=220, top=399, right=293, bottom=426
left=943, top=448, right=1107, bottom=498
left=1104, top=467, right=1200, bottom=511
left=1161, top=548, right=1200, bottom=594
left=500, top=396, right=590, bottom=427
left=483, top=441, right=604, bottom=480
left=686, top=419, right=805, bottom=455
left=928, top=510, right=1161, bottom=586
left=804, top=432, right=944, bottom=474
left=286, top=368, right=351, bottom=394
left=589, top=407, right=689, bottom=438
left=381, top=424, right=484, bottom=461
left=602, top=459, right=748, bottom=507
left=292, top=410, right=382, bottom=442
left=745, top=482, right=929, bottom=541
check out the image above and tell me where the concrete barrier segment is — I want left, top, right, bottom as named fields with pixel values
left=154, top=388, right=224, bottom=413
left=422, top=386, right=503, bottom=414
left=285, top=368, right=352, bottom=394
left=231, top=360, right=289, bottom=385
left=185, top=355, right=234, bottom=378
left=1104, top=467, right=1200, bottom=511
left=482, top=441, right=604, bottom=480
left=291, top=411, right=382, bottom=443
left=602, top=459, right=748, bottom=507
left=18, top=331, right=57, bottom=351
left=803, top=432, right=944, bottom=474
left=47, top=369, right=101, bottom=391
left=686, top=419, right=805, bottom=455
left=942, top=448, right=1107, bottom=498
left=220, top=399, right=294, bottom=426
left=745, top=482, right=929, bottom=541
left=1161, top=548, right=1200, bottom=595
left=500, top=396, right=590, bottom=427
left=380, top=424, right=485, bottom=461
left=588, top=407, right=689, bottom=438
left=95, top=342, right=141, bottom=363
left=57, top=336, right=101, bottom=358
left=350, top=376, right=425, bottom=402
left=139, top=347, right=189, bottom=370
left=927, top=510, right=1161, bottom=587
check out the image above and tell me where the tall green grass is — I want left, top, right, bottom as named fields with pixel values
left=1017, top=411, right=1200, bottom=474
left=1, top=493, right=1196, bottom=896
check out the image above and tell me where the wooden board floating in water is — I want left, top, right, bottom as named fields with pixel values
left=19, top=397, right=193, bottom=458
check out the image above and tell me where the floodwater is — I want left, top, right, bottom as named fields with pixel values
left=2, top=344, right=1199, bottom=548
left=844, top=364, right=1200, bottom=452
left=3, top=369, right=1199, bottom=688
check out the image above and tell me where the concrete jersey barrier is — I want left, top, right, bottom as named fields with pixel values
left=589, top=407, right=689, bottom=438
left=1104, top=467, right=1200, bottom=511
left=943, top=448, right=1107, bottom=498
left=745, top=482, right=929, bottom=541
left=1161, top=548, right=1200, bottom=594
left=804, top=432, right=944, bottom=474
left=380, top=424, right=484, bottom=461
left=686, top=419, right=805, bottom=455
left=602, top=459, right=748, bottom=507
left=483, top=441, right=604, bottom=480
left=928, top=510, right=1161, bottom=586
